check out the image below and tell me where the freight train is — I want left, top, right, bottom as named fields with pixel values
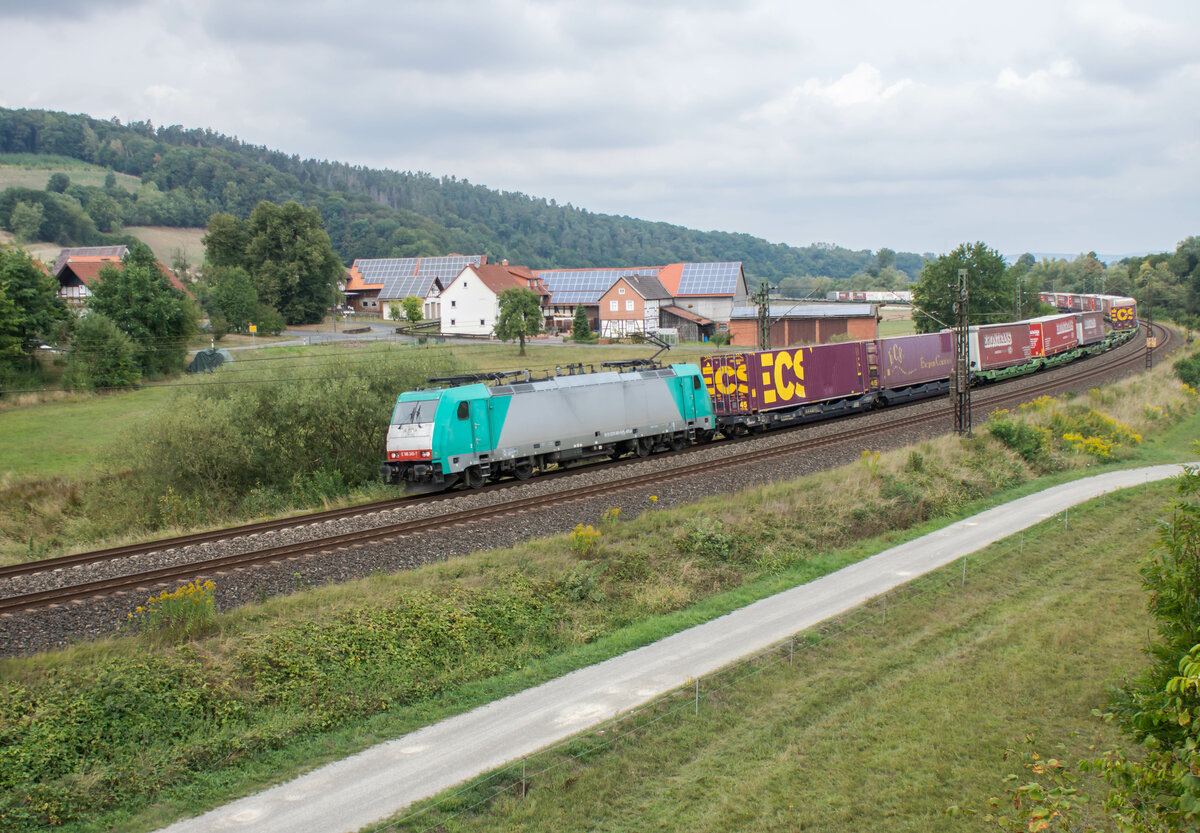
left=381, top=292, right=1137, bottom=490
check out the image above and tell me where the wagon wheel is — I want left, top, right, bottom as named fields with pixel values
left=464, top=466, right=486, bottom=489
left=635, top=438, right=653, bottom=458
left=514, top=460, right=534, bottom=480
left=669, top=435, right=687, bottom=451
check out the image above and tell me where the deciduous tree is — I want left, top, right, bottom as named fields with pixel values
left=87, top=242, right=196, bottom=375
left=0, top=244, right=69, bottom=367
left=63, top=312, right=140, bottom=390
left=911, top=242, right=1011, bottom=333
left=243, top=201, right=342, bottom=325
left=401, top=295, right=423, bottom=324
left=494, top=287, right=543, bottom=355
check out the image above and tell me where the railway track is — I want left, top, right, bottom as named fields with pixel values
left=0, top=322, right=1171, bottom=617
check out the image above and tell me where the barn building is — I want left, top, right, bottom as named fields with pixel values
left=727, top=303, right=878, bottom=347
left=344, top=255, right=487, bottom=320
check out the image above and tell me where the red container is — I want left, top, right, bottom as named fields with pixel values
left=1075, top=311, right=1105, bottom=345
left=1029, top=314, right=1079, bottom=357
left=1081, top=294, right=1103, bottom=312
left=1067, top=294, right=1083, bottom=312
left=875, top=332, right=955, bottom=388
left=968, top=323, right=1032, bottom=371
left=701, top=342, right=870, bottom=415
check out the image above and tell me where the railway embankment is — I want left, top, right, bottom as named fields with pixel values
left=0, top=339, right=1197, bottom=833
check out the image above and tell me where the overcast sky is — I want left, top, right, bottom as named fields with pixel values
left=1, top=0, right=1196, bottom=258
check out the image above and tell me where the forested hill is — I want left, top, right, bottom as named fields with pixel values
left=0, top=107, right=926, bottom=283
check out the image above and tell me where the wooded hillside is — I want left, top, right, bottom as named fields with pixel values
left=0, top=107, right=927, bottom=284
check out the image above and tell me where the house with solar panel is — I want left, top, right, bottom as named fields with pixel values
left=535, top=262, right=748, bottom=341
left=344, top=255, right=487, bottom=320
left=440, top=262, right=551, bottom=336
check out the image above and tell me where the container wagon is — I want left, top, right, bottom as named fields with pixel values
left=700, top=342, right=873, bottom=432
left=1028, top=313, right=1080, bottom=361
left=967, top=322, right=1035, bottom=381
left=873, top=332, right=955, bottom=404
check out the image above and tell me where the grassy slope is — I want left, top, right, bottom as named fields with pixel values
left=394, top=486, right=1162, bottom=832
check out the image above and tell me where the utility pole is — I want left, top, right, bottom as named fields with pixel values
left=1145, top=271, right=1154, bottom=369
left=953, top=268, right=971, bottom=436
left=755, top=281, right=772, bottom=350
left=1014, top=273, right=1021, bottom=320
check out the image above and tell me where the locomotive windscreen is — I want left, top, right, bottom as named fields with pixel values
left=392, top=397, right=440, bottom=425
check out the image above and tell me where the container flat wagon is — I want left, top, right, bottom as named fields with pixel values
left=701, top=342, right=873, bottom=432
left=968, top=323, right=1035, bottom=381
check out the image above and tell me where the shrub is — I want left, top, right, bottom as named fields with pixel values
left=677, top=517, right=735, bottom=561
left=63, top=312, right=141, bottom=391
left=569, top=523, right=601, bottom=557
left=1175, top=352, right=1200, bottom=388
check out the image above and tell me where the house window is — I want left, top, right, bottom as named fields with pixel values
left=618, top=287, right=625, bottom=295
left=451, top=300, right=456, bottom=308
left=480, top=319, right=485, bottom=326
left=609, top=300, right=618, bottom=312
left=625, top=300, right=634, bottom=311
left=451, top=318, right=456, bottom=325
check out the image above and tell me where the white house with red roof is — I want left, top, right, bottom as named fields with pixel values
left=440, top=263, right=551, bottom=336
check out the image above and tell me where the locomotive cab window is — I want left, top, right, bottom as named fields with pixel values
left=457, top=402, right=470, bottom=420
left=693, top=376, right=701, bottom=390
left=392, top=397, right=439, bottom=425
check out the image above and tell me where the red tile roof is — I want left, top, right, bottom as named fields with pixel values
left=57, top=257, right=194, bottom=300
left=470, top=264, right=550, bottom=298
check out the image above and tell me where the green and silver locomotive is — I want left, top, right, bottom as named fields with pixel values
left=381, top=364, right=715, bottom=490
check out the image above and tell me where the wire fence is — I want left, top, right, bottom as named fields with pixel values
left=366, top=500, right=1105, bottom=833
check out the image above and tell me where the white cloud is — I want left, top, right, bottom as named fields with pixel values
left=0, top=0, right=1195, bottom=255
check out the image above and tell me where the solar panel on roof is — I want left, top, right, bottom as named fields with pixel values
left=676, top=262, right=740, bottom=296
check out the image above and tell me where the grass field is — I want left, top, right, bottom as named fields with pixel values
left=0, top=155, right=140, bottom=192
left=123, top=226, right=207, bottom=269
left=385, top=485, right=1166, bottom=832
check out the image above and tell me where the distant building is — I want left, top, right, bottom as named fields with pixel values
left=344, top=255, right=487, bottom=319
left=440, top=263, right=551, bottom=336
left=727, top=303, right=878, bottom=347
left=53, top=245, right=192, bottom=309
left=597, top=275, right=673, bottom=338
left=535, top=261, right=748, bottom=338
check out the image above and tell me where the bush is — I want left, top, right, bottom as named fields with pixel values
left=63, top=312, right=141, bottom=391
left=1175, top=352, right=1200, bottom=389
left=91, top=348, right=463, bottom=531
left=677, top=517, right=736, bottom=561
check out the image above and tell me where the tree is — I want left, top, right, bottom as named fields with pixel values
left=202, top=212, right=249, bottom=269
left=572, top=303, right=593, bottom=342
left=63, top=312, right=141, bottom=390
left=207, top=266, right=258, bottom=332
left=494, top=288, right=543, bottom=355
left=0, top=244, right=70, bottom=366
left=401, top=295, right=423, bottom=324
left=8, top=200, right=43, bottom=243
left=911, top=242, right=1011, bottom=334
left=243, top=201, right=342, bottom=325
left=87, top=242, right=197, bottom=375
left=876, top=247, right=896, bottom=271
left=46, top=172, right=69, bottom=194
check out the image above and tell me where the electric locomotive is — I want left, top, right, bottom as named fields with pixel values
left=381, top=363, right=714, bottom=490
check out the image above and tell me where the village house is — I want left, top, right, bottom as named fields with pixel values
left=439, top=262, right=551, bottom=336
left=53, top=245, right=192, bottom=309
left=343, top=255, right=487, bottom=320
left=726, top=303, right=879, bottom=347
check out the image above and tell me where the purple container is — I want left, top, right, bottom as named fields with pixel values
left=704, top=342, right=871, bottom=414
left=876, top=333, right=955, bottom=388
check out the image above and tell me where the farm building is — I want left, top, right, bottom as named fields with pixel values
left=535, top=261, right=748, bottom=337
left=53, top=245, right=192, bottom=309
left=440, top=263, right=551, bottom=336
left=344, top=255, right=487, bottom=319
left=727, top=303, right=878, bottom=347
